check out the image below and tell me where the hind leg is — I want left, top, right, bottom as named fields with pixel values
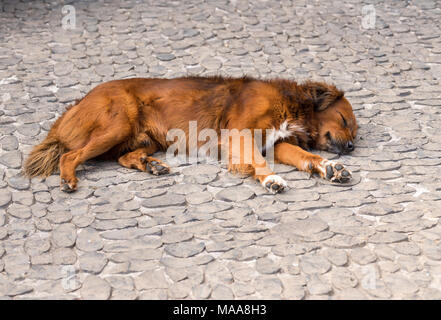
left=118, top=144, right=170, bottom=175
left=60, top=129, right=129, bottom=192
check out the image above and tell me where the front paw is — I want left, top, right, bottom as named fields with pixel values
left=143, top=158, right=170, bottom=176
left=60, top=178, right=77, bottom=192
left=318, top=160, right=352, bottom=183
left=262, top=175, right=288, bottom=193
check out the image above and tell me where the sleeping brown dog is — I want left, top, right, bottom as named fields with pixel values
left=24, top=76, right=357, bottom=193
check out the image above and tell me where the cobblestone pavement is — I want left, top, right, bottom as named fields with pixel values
left=1, top=0, right=441, bottom=300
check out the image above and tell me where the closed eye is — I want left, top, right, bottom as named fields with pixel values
left=338, top=112, right=347, bottom=128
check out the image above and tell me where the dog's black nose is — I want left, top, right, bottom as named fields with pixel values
left=347, top=141, right=354, bottom=151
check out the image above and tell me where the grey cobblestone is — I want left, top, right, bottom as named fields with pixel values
left=1, top=0, right=441, bottom=300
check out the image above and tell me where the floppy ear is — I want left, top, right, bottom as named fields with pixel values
left=302, top=81, right=344, bottom=111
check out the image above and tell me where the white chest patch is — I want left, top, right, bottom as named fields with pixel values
left=262, top=120, right=305, bottom=151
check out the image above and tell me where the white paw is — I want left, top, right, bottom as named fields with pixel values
left=318, top=160, right=352, bottom=183
left=262, top=175, right=288, bottom=193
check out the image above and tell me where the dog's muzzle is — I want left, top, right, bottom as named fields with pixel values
left=328, top=140, right=355, bottom=155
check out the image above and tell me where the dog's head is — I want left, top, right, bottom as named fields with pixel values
left=303, top=82, right=358, bottom=154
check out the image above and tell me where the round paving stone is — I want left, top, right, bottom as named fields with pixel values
left=7, top=175, right=30, bottom=190
left=110, top=289, right=138, bottom=300
left=24, top=236, right=51, bottom=256
left=54, top=62, right=74, bottom=76
left=80, top=275, right=111, bottom=300
left=211, top=284, right=234, bottom=300
left=271, top=217, right=328, bottom=238
left=186, top=191, right=213, bottom=204
left=350, top=248, right=377, bottom=265
left=164, top=241, right=205, bottom=258
left=306, top=274, right=332, bottom=295
left=7, top=203, right=31, bottom=219
left=141, top=193, right=186, bottom=208
left=95, top=65, right=114, bottom=77
left=4, top=253, right=30, bottom=277
left=393, top=242, right=421, bottom=256
left=76, top=228, right=104, bottom=252
left=205, top=261, right=233, bottom=284
left=383, top=274, right=419, bottom=296
left=182, top=164, right=220, bottom=176
left=52, top=223, right=77, bottom=248
left=46, top=211, right=73, bottom=224
left=254, top=277, right=283, bottom=297
left=192, top=283, right=212, bottom=299
left=72, top=214, right=95, bottom=228
left=17, top=123, right=40, bottom=137
left=256, top=257, right=281, bottom=274
left=52, top=247, right=77, bottom=265
left=299, top=254, right=332, bottom=275
left=322, top=248, right=348, bottom=266
left=105, top=276, right=134, bottom=291
left=331, top=268, right=358, bottom=290
left=0, top=151, right=22, bottom=168
left=276, top=190, right=320, bottom=202
left=134, top=269, right=169, bottom=291
left=0, top=135, right=19, bottom=151
left=215, top=186, right=255, bottom=202
left=369, top=232, right=408, bottom=244
left=162, top=230, right=193, bottom=244
left=0, top=190, right=12, bottom=207
left=79, top=252, right=108, bottom=274
left=156, top=53, right=176, bottom=61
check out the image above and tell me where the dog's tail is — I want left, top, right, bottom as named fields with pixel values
left=23, top=136, right=66, bottom=178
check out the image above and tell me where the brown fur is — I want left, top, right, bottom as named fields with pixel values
left=23, top=136, right=66, bottom=177
left=23, top=76, right=357, bottom=192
